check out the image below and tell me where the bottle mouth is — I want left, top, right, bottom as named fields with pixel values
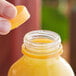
left=22, top=30, right=62, bottom=58
left=24, top=30, right=61, bottom=47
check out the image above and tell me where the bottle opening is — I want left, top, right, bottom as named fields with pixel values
left=22, top=30, right=63, bottom=59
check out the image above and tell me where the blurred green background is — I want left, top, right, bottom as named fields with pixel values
left=41, top=0, right=69, bottom=41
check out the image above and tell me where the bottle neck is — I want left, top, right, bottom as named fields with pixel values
left=22, top=30, right=63, bottom=59
left=22, top=44, right=63, bottom=59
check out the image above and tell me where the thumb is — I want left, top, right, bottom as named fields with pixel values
left=0, top=17, right=11, bottom=35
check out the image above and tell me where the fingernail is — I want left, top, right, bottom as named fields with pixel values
left=0, top=20, right=11, bottom=35
left=3, top=6, right=17, bottom=19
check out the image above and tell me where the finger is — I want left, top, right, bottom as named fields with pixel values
left=0, top=0, right=17, bottom=19
left=0, top=17, right=11, bottom=35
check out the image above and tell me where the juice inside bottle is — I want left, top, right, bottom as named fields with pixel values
left=8, top=30, right=75, bottom=76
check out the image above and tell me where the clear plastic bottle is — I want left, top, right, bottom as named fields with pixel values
left=8, top=30, right=75, bottom=76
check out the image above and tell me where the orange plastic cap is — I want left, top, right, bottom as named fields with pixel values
left=9, top=6, right=30, bottom=30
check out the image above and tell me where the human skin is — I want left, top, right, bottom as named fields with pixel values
left=0, top=0, right=17, bottom=35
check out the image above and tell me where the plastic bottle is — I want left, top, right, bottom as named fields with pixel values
left=8, top=30, right=75, bottom=76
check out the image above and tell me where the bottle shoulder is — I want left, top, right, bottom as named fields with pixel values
left=8, top=56, right=75, bottom=76
left=8, top=56, right=25, bottom=76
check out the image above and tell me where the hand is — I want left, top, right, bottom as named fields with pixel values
left=0, top=0, right=17, bottom=35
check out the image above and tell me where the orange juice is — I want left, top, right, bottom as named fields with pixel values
left=8, top=30, right=74, bottom=76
